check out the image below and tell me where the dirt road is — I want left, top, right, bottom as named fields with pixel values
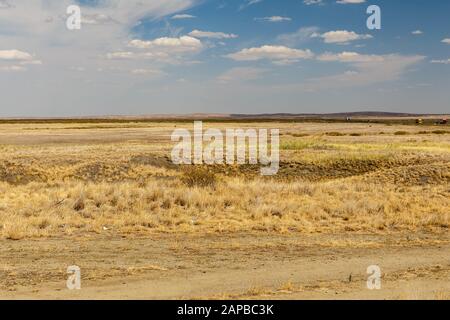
left=1, top=233, right=449, bottom=299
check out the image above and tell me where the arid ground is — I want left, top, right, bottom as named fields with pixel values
left=0, top=119, right=449, bottom=299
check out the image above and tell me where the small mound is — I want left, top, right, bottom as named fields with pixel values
left=0, top=161, right=47, bottom=185
left=276, top=156, right=447, bottom=181
left=72, top=162, right=132, bottom=182
left=361, top=163, right=450, bottom=186
left=129, top=155, right=177, bottom=169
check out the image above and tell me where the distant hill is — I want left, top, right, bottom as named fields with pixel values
left=0, top=112, right=448, bottom=122
left=230, top=112, right=448, bottom=119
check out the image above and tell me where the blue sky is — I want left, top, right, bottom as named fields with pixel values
left=0, top=0, right=449, bottom=116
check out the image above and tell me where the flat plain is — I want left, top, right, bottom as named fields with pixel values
left=0, top=119, right=449, bottom=299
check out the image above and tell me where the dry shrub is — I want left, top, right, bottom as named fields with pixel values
left=291, top=133, right=309, bottom=138
left=325, top=132, right=346, bottom=136
left=181, top=167, right=217, bottom=188
left=394, top=131, right=409, bottom=136
left=73, top=197, right=85, bottom=211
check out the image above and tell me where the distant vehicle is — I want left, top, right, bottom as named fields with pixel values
left=416, top=118, right=423, bottom=125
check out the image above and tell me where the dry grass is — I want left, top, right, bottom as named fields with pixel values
left=0, top=121, right=449, bottom=239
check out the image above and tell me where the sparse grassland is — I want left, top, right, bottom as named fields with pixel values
left=0, top=120, right=449, bottom=299
left=0, top=121, right=449, bottom=239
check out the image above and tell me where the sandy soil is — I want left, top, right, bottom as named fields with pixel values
left=1, top=233, right=449, bottom=300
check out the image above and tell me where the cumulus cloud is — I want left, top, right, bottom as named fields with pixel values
left=0, top=49, right=41, bottom=72
left=0, top=1, right=202, bottom=68
left=412, top=30, right=423, bottom=35
left=442, top=38, right=450, bottom=44
left=317, top=51, right=384, bottom=63
left=227, top=45, right=314, bottom=64
left=128, top=36, right=202, bottom=52
left=0, top=49, right=33, bottom=61
left=315, top=30, right=373, bottom=44
left=103, top=35, right=204, bottom=65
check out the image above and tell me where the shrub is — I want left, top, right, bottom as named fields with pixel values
left=394, top=131, right=409, bottom=136
left=432, top=130, right=448, bottom=135
left=181, top=167, right=217, bottom=188
left=73, top=198, right=85, bottom=211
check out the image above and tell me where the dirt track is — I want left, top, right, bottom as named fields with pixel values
left=1, top=233, right=449, bottom=300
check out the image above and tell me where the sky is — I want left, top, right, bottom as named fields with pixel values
left=0, top=0, right=449, bottom=117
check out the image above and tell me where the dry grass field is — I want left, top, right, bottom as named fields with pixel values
left=0, top=119, right=449, bottom=299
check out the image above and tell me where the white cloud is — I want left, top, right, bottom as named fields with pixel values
left=171, top=14, right=196, bottom=19
left=277, top=27, right=320, bottom=47
left=0, top=49, right=40, bottom=72
left=303, top=0, right=323, bottom=5
left=309, top=52, right=425, bottom=89
left=227, top=45, right=314, bottom=64
left=277, top=27, right=320, bottom=48
left=106, top=52, right=135, bottom=60
left=0, top=65, right=27, bottom=72
left=254, top=16, right=291, bottom=22
left=81, top=13, right=117, bottom=25
left=128, top=36, right=202, bottom=52
left=336, top=0, right=366, bottom=4
left=442, top=38, right=450, bottom=44
left=239, top=0, right=263, bottom=10
left=412, top=30, right=423, bottom=35
left=188, top=30, right=238, bottom=39
left=131, top=68, right=163, bottom=76
left=317, top=30, right=373, bottom=44
left=431, top=59, right=450, bottom=65
left=0, top=1, right=202, bottom=67
left=20, top=60, right=42, bottom=65
left=317, top=51, right=384, bottom=63
left=0, top=49, right=33, bottom=61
